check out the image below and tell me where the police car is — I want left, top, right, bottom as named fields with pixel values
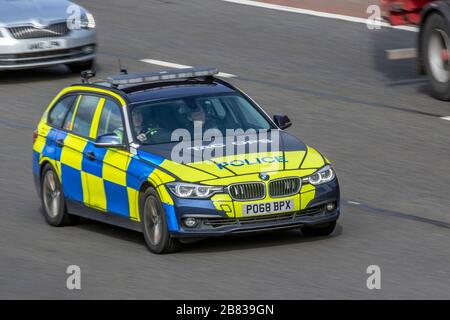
left=32, top=67, right=340, bottom=253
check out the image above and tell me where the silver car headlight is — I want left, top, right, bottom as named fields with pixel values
left=303, top=165, right=335, bottom=185
left=167, top=183, right=223, bottom=199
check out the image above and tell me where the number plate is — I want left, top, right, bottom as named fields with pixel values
left=242, top=200, right=295, bottom=215
left=28, top=39, right=66, bottom=51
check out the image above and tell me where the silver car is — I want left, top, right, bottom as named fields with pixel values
left=0, top=0, right=96, bottom=72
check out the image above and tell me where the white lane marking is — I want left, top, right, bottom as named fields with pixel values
left=440, top=116, right=450, bottom=121
left=221, top=0, right=418, bottom=32
left=347, top=201, right=361, bottom=205
left=140, top=59, right=237, bottom=78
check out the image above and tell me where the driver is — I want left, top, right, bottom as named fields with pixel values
left=132, top=109, right=148, bottom=143
left=132, top=108, right=167, bottom=143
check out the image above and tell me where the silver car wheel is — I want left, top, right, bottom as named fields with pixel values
left=144, top=197, right=162, bottom=246
left=43, top=170, right=61, bottom=218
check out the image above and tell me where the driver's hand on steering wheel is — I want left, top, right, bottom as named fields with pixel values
left=137, top=132, right=147, bottom=143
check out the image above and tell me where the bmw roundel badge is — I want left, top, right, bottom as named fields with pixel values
left=259, top=173, right=270, bottom=181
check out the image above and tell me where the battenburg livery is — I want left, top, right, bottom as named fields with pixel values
left=32, top=67, right=340, bottom=253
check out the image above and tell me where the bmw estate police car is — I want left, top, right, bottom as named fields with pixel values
left=33, top=67, right=340, bottom=253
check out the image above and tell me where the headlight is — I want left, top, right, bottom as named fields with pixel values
left=304, top=165, right=335, bottom=185
left=167, top=183, right=223, bottom=199
left=80, top=12, right=96, bottom=29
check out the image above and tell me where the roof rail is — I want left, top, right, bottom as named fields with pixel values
left=106, top=66, right=219, bottom=87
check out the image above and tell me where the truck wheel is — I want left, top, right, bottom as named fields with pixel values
left=300, top=221, right=336, bottom=237
left=422, top=13, right=450, bottom=100
left=41, top=164, right=78, bottom=226
left=140, top=187, right=180, bottom=254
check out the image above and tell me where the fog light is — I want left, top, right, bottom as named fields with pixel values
left=184, top=217, right=198, bottom=228
left=326, top=202, right=336, bottom=212
left=82, top=45, right=95, bottom=54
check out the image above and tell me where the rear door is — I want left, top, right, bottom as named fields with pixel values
left=59, top=94, right=101, bottom=206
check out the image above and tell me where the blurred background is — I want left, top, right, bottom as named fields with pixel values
left=0, top=0, right=449, bottom=299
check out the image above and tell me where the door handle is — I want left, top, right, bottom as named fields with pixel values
left=86, top=151, right=96, bottom=161
left=55, top=139, right=64, bottom=147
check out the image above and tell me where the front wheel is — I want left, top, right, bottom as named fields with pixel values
left=140, top=187, right=180, bottom=254
left=422, top=13, right=450, bottom=100
left=300, top=221, right=336, bottom=237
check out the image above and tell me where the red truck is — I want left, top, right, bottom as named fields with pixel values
left=382, top=0, right=450, bottom=100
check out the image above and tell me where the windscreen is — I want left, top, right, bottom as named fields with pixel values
left=130, top=93, right=273, bottom=145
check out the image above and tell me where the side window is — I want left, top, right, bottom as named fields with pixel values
left=97, top=99, right=124, bottom=143
left=71, top=95, right=100, bottom=137
left=62, top=96, right=79, bottom=131
left=48, top=95, right=76, bottom=128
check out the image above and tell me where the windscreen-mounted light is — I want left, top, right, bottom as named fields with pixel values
left=106, top=66, right=219, bottom=86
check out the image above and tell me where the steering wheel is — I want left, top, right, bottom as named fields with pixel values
left=143, top=127, right=173, bottom=144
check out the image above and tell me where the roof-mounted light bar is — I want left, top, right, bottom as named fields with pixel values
left=106, top=66, right=219, bottom=86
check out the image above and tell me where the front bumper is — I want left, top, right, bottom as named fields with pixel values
left=171, top=205, right=340, bottom=238
left=169, top=179, right=340, bottom=238
left=0, top=28, right=96, bottom=70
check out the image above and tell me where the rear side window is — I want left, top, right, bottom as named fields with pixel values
left=48, top=96, right=75, bottom=128
left=71, top=95, right=100, bottom=137
left=97, top=99, right=124, bottom=142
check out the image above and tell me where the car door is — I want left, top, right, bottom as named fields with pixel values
left=59, top=94, right=101, bottom=206
left=85, top=97, right=134, bottom=218
left=43, top=94, right=77, bottom=175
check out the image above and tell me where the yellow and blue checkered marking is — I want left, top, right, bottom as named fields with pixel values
left=33, top=124, right=180, bottom=227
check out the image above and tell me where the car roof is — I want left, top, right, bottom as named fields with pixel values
left=122, top=81, right=237, bottom=104
left=77, top=67, right=238, bottom=104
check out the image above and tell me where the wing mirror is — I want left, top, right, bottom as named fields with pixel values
left=273, top=114, right=292, bottom=130
left=94, top=133, right=125, bottom=148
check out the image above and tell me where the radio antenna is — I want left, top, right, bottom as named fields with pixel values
left=118, top=59, right=128, bottom=75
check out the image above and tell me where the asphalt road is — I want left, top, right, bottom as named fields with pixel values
left=1, top=0, right=449, bottom=299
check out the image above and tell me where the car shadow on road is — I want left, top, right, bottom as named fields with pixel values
left=179, top=224, right=343, bottom=254
left=73, top=218, right=144, bottom=245
left=0, top=66, right=78, bottom=85
left=72, top=217, right=343, bottom=253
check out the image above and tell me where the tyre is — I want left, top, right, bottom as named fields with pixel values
left=66, top=59, right=95, bottom=74
left=422, top=13, right=450, bottom=100
left=40, top=164, right=78, bottom=226
left=140, top=187, right=180, bottom=254
left=300, top=221, right=336, bottom=237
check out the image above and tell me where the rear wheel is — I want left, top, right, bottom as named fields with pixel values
left=40, top=164, right=78, bottom=226
left=300, top=221, right=336, bottom=237
left=140, top=187, right=180, bottom=254
left=422, top=13, right=450, bottom=100
left=66, top=59, right=95, bottom=74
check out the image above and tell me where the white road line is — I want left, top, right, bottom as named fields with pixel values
left=347, top=201, right=361, bottom=205
left=440, top=116, right=450, bottom=121
left=140, top=59, right=237, bottom=78
left=221, top=0, right=419, bottom=32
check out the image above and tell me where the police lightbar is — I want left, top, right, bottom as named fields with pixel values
left=106, top=66, right=219, bottom=86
